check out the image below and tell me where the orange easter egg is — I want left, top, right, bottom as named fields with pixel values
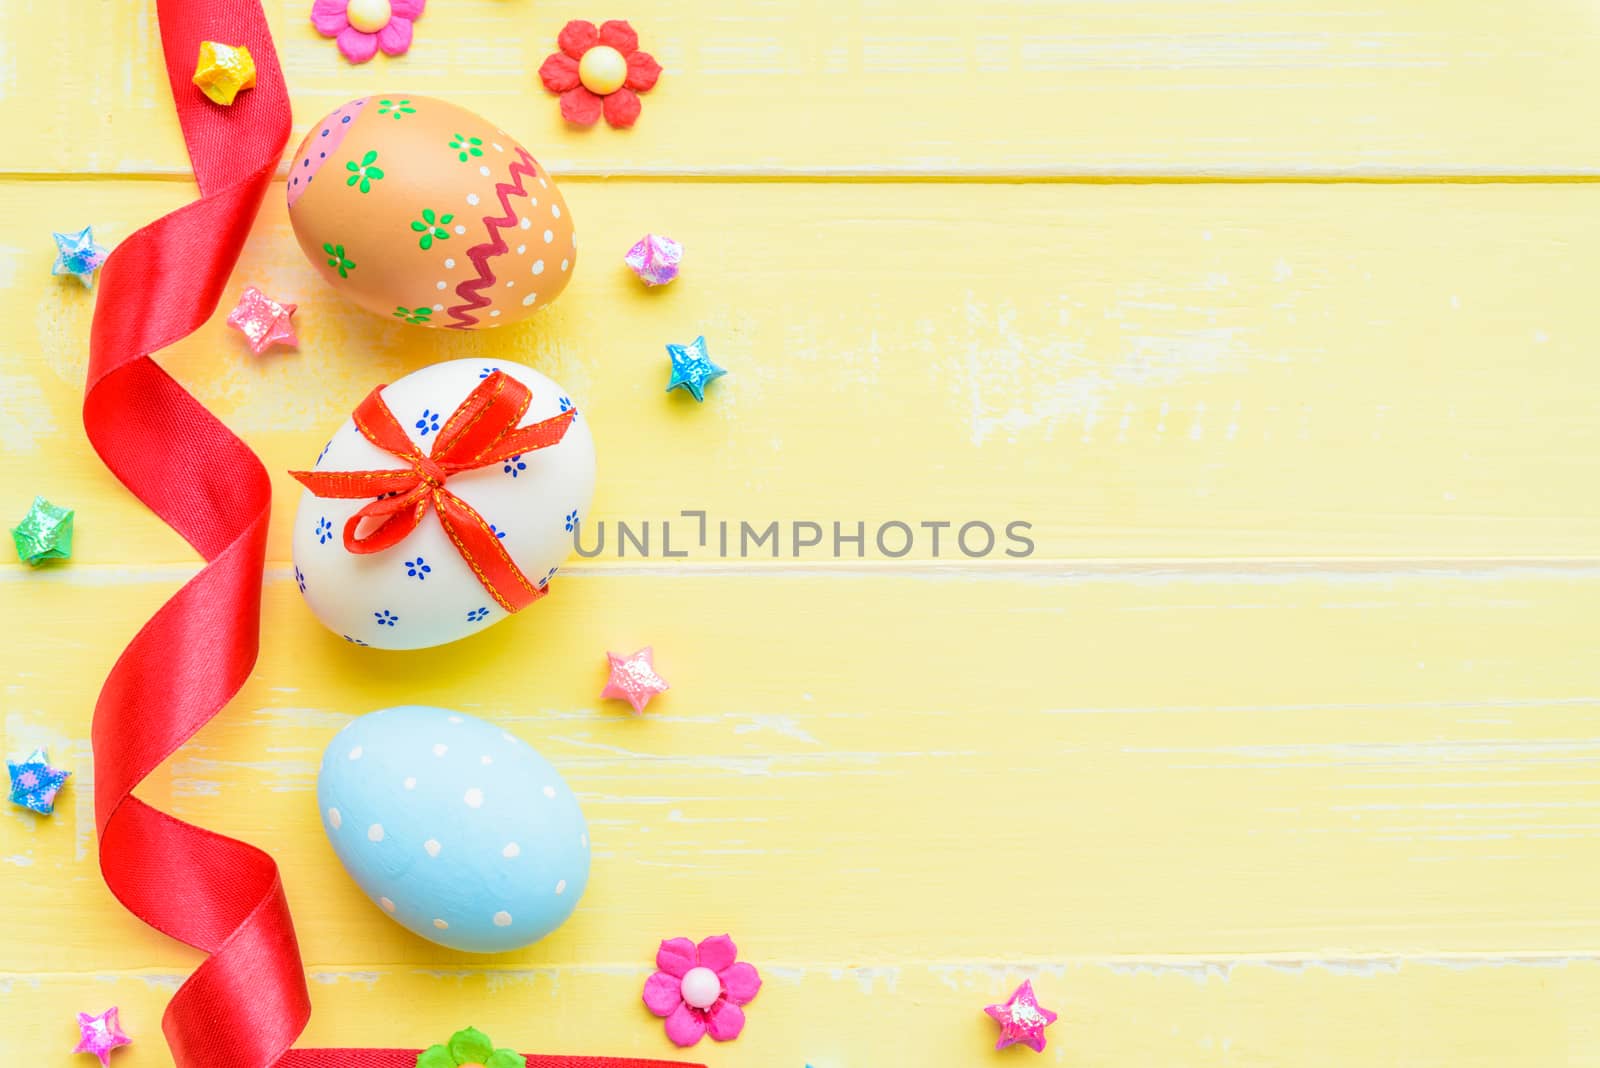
left=287, top=95, right=576, bottom=329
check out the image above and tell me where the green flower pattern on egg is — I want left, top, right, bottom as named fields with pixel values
left=346, top=149, right=384, bottom=193
left=410, top=208, right=454, bottom=250
left=322, top=242, right=356, bottom=278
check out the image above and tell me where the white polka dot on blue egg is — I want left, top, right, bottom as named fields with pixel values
left=317, top=705, right=590, bottom=953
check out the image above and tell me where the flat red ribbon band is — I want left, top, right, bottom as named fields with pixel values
left=82, top=0, right=699, bottom=1065
left=289, top=371, right=574, bottom=613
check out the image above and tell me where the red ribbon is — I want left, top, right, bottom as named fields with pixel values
left=82, top=0, right=698, bottom=1065
left=289, top=371, right=573, bottom=613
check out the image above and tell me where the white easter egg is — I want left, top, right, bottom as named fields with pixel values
left=292, top=359, right=595, bottom=650
left=318, top=705, right=591, bottom=953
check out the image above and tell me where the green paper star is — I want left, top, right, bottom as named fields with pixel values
left=416, top=1027, right=522, bottom=1068
left=10, top=496, right=73, bottom=566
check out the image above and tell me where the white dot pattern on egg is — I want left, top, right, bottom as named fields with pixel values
left=317, top=705, right=591, bottom=953
left=291, top=359, right=596, bottom=651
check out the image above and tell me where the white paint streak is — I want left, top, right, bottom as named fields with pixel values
left=819, top=965, right=901, bottom=994
left=0, top=371, right=57, bottom=452
left=949, top=290, right=1265, bottom=447
left=733, top=714, right=822, bottom=745
left=308, top=971, right=382, bottom=987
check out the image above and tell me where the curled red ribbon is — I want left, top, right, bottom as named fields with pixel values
left=82, top=0, right=697, bottom=1064
left=289, top=370, right=573, bottom=613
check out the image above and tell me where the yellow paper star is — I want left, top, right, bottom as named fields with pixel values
left=192, top=41, right=257, bottom=106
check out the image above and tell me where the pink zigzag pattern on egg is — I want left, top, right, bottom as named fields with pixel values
left=446, top=146, right=540, bottom=329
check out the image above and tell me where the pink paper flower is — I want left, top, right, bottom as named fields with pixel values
left=642, top=934, right=761, bottom=1047
left=311, top=0, right=424, bottom=64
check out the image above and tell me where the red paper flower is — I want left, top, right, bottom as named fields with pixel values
left=539, top=20, right=661, bottom=128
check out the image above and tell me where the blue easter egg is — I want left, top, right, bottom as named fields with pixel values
left=317, top=705, right=590, bottom=953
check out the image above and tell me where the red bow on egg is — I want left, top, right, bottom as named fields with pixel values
left=290, top=370, right=574, bottom=613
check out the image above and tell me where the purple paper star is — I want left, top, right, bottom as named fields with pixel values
left=625, top=233, right=682, bottom=286
left=73, top=1006, right=131, bottom=1066
left=984, top=979, right=1057, bottom=1053
left=8, top=748, right=70, bottom=815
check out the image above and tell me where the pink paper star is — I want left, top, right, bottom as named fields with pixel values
left=73, top=1007, right=131, bottom=1066
left=984, top=980, right=1057, bottom=1053
left=601, top=646, right=669, bottom=714
left=226, top=285, right=298, bottom=353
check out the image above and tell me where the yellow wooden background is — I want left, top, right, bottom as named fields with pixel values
left=6, top=0, right=1600, bottom=1064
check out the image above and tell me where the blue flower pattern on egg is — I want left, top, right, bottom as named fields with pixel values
left=503, top=455, right=526, bottom=478
left=316, top=517, right=334, bottom=544
left=478, top=366, right=499, bottom=380
left=343, top=634, right=368, bottom=646
left=564, top=510, right=579, bottom=532
left=375, top=610, right=399, bottom=627
left=316, top=706, right=591, bottom=952
left=415, top=409, right=441, bottom=436
left=558, top=396, right=572, bottom=414
left=539, top=566, right=557, bottom=587
left=405, top=557, right=431, bottom=581
left=467, top=607, right=490, bottom=623
left=317, top=439, right=333, bottom=466
left=490, top=524, right=506, bottom=540
left=295, top=566, right=307, bottom=594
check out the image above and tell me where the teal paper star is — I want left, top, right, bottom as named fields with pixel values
left=665, top=335, right=726, bottom=402
left=8, top=748, right=70, bottom=815
left=52, top=226, right=109, bottom=288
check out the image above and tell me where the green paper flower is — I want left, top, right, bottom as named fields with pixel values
left=393, top=305, right=433, bottom=325
left=409, top=207, right=455, bottom=250
left=345, top=150, right=385, bottom=193
left=449, top=133, right=484, bottom=162
left=322, top=242, right=355, bottom=278
left=378, top=98, right=416, bottom=119
left=416, top=1027, right=522, bottom=1068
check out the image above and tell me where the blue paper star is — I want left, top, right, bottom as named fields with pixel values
left=52, top=226, right=109, bottom=288
left=665, top=335, right=726, bottom=403
left=8, top=748, right=70, bottom=815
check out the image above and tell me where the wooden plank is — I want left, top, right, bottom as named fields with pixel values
left=7, top=958, right=1600, bottom=1066
left=5, top=179, right=1600, bottom=565
left=10, top=1, right=1600, bottom=177
left=6, top=569, right=1600, bottom=973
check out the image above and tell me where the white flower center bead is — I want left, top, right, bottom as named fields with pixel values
left=680, top=966, right=721, bottom=1009
left=346, top=0, right=391, bottom=33
left=579, top=45, right=628, bottom=95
